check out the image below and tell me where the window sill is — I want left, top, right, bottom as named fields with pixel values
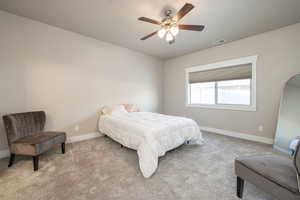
left=186, top=104, right=256, bottom=112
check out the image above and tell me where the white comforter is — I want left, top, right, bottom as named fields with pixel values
left=98, top=112, right=204, bottom=178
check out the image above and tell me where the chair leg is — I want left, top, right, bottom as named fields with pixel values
left=8, top=153, right=15, bottom=167
left=237, top=176, right=244, bottom=199
left=61, top=143, right=65, bottom=154
left=33, top=156, right=39, bottom=171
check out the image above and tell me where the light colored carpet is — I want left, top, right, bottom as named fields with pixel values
left=0, top=132, right=279, bottom=200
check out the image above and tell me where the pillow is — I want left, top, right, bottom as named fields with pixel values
left=102, top=105, right=128, bottom=115
left=123, top=104, right=140, bottom=112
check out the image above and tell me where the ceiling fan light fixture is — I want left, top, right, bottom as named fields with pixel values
left=158, top=28, right=166, bottom=38
left=170, top=25, right=179, bottom=36
left=166, top=32, right=174, bottom=42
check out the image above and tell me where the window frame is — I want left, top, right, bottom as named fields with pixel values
left=185, top=55, right=257, bottom=111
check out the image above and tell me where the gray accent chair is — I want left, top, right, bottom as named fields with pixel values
left=3, top=111, right=66, bottom=171
left=235, top=143, right=300, bottom=200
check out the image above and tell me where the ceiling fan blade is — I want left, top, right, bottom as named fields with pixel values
left=140, top=31, right=158, bottom=40
left=173, top=3, right=194, bottom=21
left=138, top=17, right=161, bottom=25
left=178, top=24, right=205, bottom=31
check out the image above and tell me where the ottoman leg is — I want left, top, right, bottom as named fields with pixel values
left=237, top=176, right=244, bottom=199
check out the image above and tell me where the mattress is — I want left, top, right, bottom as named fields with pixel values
left=98, top=112, right=204, bottom=178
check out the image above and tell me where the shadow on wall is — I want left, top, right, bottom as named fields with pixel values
left=0, top=111, right=102, bottom=151
left=61, top=111, right=102, bottom=137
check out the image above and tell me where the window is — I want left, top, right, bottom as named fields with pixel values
left=217, top=79, right=251, bottom=105
left=186, top=56, right=257, bottom=111
left=190, top=82, right=215, bottom=104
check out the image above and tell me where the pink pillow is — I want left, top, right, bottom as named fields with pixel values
left=123, top=104, right=140, bottom=112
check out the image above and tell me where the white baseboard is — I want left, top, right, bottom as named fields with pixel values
left=200, top=126, right=274, bottom=144
left=0, top=128, right=272, bottom=159
left=66, top=132, right=103, bottom=144
left=0, top=132, right=104, bottom=159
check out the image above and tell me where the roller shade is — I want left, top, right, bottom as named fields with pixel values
left=189, top=64, right=252, bottom=84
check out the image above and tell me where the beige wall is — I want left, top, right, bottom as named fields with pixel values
left=0, top=11, right=163, bottom=150
left=163, top=23, right=300, bottom=140
left=1, top=10, right=300, bottom=151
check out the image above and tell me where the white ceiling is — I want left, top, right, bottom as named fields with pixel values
left=0, top=0, right=300, bottom=59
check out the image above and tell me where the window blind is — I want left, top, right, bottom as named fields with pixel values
left=189, top=63, right=252, bottom=84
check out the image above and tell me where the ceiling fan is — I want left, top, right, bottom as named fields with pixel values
left=138, top=3, right=205, bottom=44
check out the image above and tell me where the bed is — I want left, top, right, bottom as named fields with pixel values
left=98, top=106, right=204, bottom=178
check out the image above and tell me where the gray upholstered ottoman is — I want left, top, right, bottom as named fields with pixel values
left=235, top=145, right=300, bottom=200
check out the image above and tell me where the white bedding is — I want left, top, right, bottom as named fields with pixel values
left=98, top=112, right=204, bottom=178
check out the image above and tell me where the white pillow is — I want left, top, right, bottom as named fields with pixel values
left=102, top=105, right=128, bottom=115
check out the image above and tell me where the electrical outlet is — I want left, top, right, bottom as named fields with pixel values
left=258, top=125, right=264, bottom=132
left=75, top=125, right=80, bottom=132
